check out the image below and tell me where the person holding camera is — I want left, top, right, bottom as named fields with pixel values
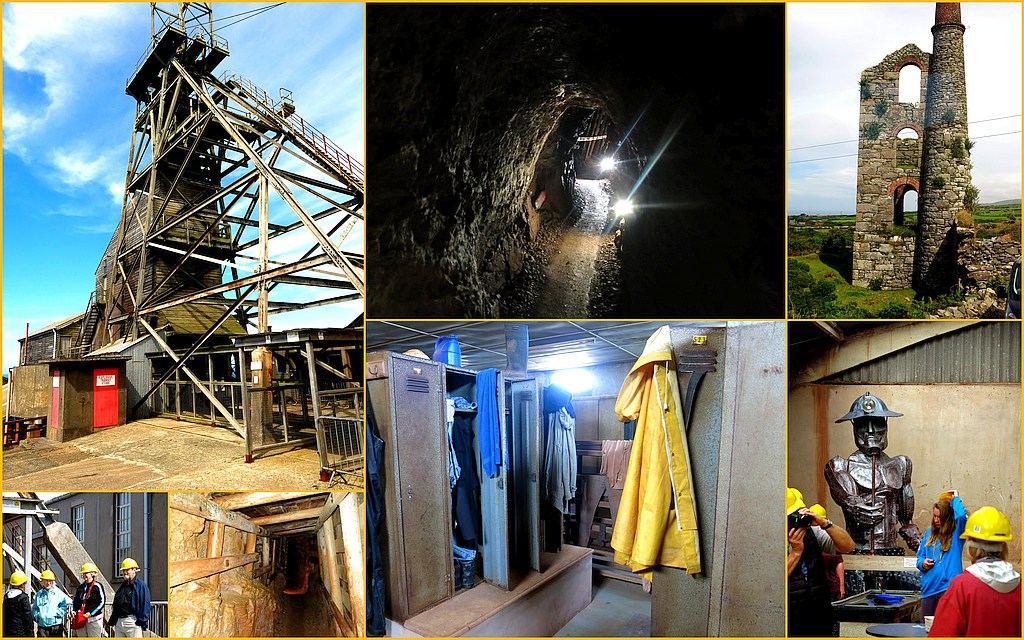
left=788, top=487, right=855, bottom=637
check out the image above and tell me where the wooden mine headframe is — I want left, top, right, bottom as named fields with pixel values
left=79, top=3, right=364, bottom=429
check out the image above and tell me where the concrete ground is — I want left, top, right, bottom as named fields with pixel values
left=2, top=418, right=361, bottom=491
left=556, top=576, right=651, bottom=637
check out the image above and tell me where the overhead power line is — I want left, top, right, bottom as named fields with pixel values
left=788, top=129, right=1021, bottom=164
left=787, top=114, right=1021, bottom=152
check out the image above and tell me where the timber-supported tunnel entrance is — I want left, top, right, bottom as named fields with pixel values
left=169, top=492, right=364, bottom=638
left=366, top=4, right=784, bottom=319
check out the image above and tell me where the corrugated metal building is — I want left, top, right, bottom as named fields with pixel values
left=16, top=314, right=85, bottom=365
left=789, top=320, right=1022, bottom=562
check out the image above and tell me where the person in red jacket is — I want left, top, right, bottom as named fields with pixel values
left=929, top=505, right=1020, bottom=637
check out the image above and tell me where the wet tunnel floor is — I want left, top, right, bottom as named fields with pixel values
left=278, top=588, right=333, bottom=637
left=503, top=179, right=625, bottom=317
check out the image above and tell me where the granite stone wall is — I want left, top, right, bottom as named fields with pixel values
left=852, top=45, right=928, bottom=289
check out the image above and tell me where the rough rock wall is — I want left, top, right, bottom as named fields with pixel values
left=958, top=234, right=1021, bottom=288
left=916, top=4, right=972, bottom=294
left=367, top=5, right=784, bottom=317
left=168, top=511, right=282, bottom=638
left=853, top=44, right=928, bottom=289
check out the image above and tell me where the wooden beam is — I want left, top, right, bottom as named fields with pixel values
left=207, top=521, right=225, bottom=589
left=170, top=553, right=260, bottom=587
left=262, top=521, right=319, bottom=536
left=211, top=492, right=324, bottom=511
left=249, top=507, right=322, bottom=526
left=842, top=554, right=919, bottom=572
left=323, top=580, right=358, bottom=637
left=316, top=491, right=341, bottom=531
left=813, top=321, right=845, bottom=342
left=339, top=493, right=366, bottom=636
left=171, top=493, right=267, bottom=537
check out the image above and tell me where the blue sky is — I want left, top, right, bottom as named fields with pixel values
left=789, top=3, right=1022, bottom=214
left=2, top=2, right=364, bottom=371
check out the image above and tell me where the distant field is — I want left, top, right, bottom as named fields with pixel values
left=787, top=203, right=1020, bottom=318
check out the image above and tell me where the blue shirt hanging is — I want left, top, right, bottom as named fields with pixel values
left=476, top=368, right=501, bottom=478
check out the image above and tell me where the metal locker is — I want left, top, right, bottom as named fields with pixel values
left=508, top=376, right=542, bottom=572
left=367, top=352, right=452, bottom=621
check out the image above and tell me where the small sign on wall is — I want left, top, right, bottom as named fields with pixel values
left=95, top=374, right=116, bottom=387
left=52, top=374, right=61, bottom=388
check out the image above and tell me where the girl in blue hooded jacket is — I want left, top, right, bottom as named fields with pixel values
left=917, top=491, right=968, bottom=620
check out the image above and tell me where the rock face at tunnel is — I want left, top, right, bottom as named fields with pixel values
left=367, top=5, right=785, bottom=318
left=169, top=510, right=283, bottom=638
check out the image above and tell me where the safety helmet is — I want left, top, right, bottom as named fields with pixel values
left=81, top=563, right=99, bottom=575
left=39, top=570, right=56, bottom=581
left=961, top=506, right=1013, bottom=542
left=119, top=558, right=139, bottom=571
left=835, top=392, right=903, bottom=423
left=937, top=490, right=955, bottom=504
left=786, top=487, right=807, bottom=516
left=809, top=504, right=827, bottom=519
left=9, top=571, right=28, bottom=587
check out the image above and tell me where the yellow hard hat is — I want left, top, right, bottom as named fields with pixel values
left=9, top=570, right=28, bottom=587
left=39, top=570, right=56, bottom=581
left=809, top=504, right=828, bottom=519
left=119, top=558, right=139, bottom=571
left=937, top=490, right=954, bottom=504
left=961, top=506, right=1013, bottom=542
left=786, top=487, right=807, bottom=516
left=81, top=563, right=99, bottom=575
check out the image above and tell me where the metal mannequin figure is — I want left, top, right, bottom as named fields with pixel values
left=825, top=392, right=922, bottom=592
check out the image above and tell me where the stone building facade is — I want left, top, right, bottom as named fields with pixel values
left=853, top=3, right=974, bottom=294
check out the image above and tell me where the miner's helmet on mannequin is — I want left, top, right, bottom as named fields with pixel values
left=835, top=392, right=903, bottom=423
left=836, top=392, right=902, bottom=455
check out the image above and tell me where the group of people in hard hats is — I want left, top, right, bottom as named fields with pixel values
left=4, top=558, right=151, bottom=638
left=788, top=485, right=1021, bottom=637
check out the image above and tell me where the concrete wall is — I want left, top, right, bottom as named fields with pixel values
left=652, top=322, right=785, bottom=636
left=789, top=383, right=1021, bottom=563
left=8, top=364, right=51, bottom=418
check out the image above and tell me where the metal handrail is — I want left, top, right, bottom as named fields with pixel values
left=221, top=73, right=364, bottom=182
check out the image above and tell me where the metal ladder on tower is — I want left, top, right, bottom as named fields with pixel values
left=73, top=291, right=102, bottom=358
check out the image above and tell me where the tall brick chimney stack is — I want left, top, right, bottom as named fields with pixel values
left=914, top=2, right=970, bottom=295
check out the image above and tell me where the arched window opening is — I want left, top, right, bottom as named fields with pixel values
left=898, top=65, right=921, bottom=104
left=893, top=185, right=918, bottom=228
left=894, top=127, right=920, bottom=169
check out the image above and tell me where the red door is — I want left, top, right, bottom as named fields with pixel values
left=50, top=371, right=62, bottom=428
left=93, top=368, right=119, bottom=429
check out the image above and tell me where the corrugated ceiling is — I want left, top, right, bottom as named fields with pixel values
left=825, top=322, right=1020, bottom=384
left=367, top=321, right=725, bottom=371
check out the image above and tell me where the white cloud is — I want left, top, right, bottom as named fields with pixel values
left=789, top=3, right=1022, bottom=213
left=49, top=147, right=117, bottom=187
left=2, top=3, right=133, bottom=148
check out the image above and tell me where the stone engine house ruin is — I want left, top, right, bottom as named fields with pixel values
left=853, top=3, right=998, bottom=295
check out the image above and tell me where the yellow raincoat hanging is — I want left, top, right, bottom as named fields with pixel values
left=611, top=325, right=701, bottom=577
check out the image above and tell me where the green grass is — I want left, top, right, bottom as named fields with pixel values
left=795, top=254, right=917, bottom=314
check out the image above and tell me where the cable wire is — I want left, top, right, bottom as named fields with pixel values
left=786, top=113, right=1019, bottom=150
left=789, top=130, right=1021, bottom=164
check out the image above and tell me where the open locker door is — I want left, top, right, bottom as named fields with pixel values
left=479, top=371, right=512, bottom=589
left=510, top=377, right=542, bottom=572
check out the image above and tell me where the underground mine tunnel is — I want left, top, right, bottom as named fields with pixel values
left=367, top=4, right=784, bottom=319
left=169, top=492, right=364, bottom=638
